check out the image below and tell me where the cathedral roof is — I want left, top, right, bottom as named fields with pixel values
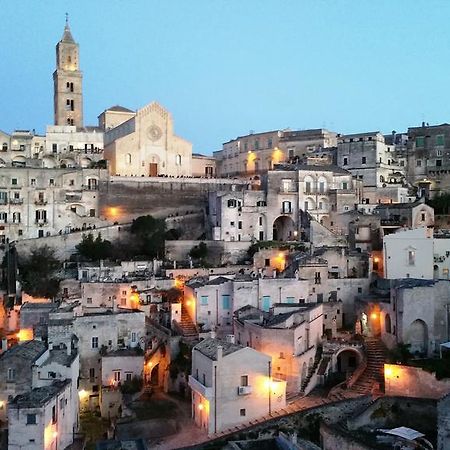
left=106, top=105, right=134, bottom=113
left=61, top=21, right=75, bottom=44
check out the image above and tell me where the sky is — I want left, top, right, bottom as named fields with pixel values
left=1, top=0, right=450, bottom=153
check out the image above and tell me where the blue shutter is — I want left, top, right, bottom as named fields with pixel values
left=262, top=296, right=271, bottom=312
left=201, top=296, right=208, bottom=306
left=222, top=295, right=231, bottom=310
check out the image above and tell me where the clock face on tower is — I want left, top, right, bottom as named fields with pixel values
left=147, top=125, right=162, bottom=142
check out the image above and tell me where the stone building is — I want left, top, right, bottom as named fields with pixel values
left=213, top=129, right=337, bottom=178
left=8, top=380, right=76, bottom=450
left=233, top=303, right=324, bottom=394
left=0, top=340, right=47, bottom=422
left=53, top=18, right=83, bottom=127
left=47, top=307, right=145, bottom=405
left=104, top=101, right=192, bottom=177
left=336, top=131, right=406, bottom=203
left=208, top=164, right=361, bottom=242
left=383, top=227, right=450, bottom=280
left=188, top=337, right=286, bottom=435
left=0, top=166, right=108, bottom=242
left=405, top=122, right=450, bottom=196
left=192, top=153, right=216, bottom=178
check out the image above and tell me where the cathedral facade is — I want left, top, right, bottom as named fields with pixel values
left=103, top=101, right=192, bottom=177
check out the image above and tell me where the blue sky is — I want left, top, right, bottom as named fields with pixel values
left=1, top=0, right=450, bottom=153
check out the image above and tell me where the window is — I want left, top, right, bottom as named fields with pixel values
left=7, top=368, right=15, bottom=381
left=222, top=295, right=231, bottom=310
left=358, top=287, right=362, bottom=293
left=282, top=201, right=292, bottom=213
left=49, top=179, right=54, bottom=186
left=254, top=140, right=259, bottom=150
left=416, top=159, right=422, bottom=167
left=230, top=221, right=235, bottom=226
left=240, top=375, right=248, bottom=386
left=343, top=157, right=348, bottom=166
left=314, top=271, right=321, bottom=285
left=12, top=212, right=20, bottom=223
left=30, top=178, right=36, bottom=186
left=2, top=143, right=7, bottom=152
left=265, top=258, right=270, bottom=267
left=319, top=182, right=325, bottom=193
left=267, top=138, right=273, bottom=148
left=259, top=216, right=263, bottom=226
left=286, top=297, right=295, bottom=303
left=114, top=371, right=121, bottom=382
left=305, top=181, right=311, bottom=193
left=131, top=332, right=136, bottom=342
left=415, top=136, right=425, bottom=147
left=259, top=231, right=264, bottom=240
left=436, top=135, right=445, bottom=146
left=362, top=156, right=366, bottom=164
left=436, top=159, right=442, bottom=167
left=52, top=405, right=57, bottom=424
left=89, top=368, right=95, bottom=380
left=11, top=178, right=17, bottom=186
left=342, top=182, right=348, bottom=190
left=240, top=408, right=246, bottom=416
left=126, top=153, right=132, bottom=164
left=176, top=154, right=182, bottom=165
left=421, top=212, right=426, bottom=221
left=437, top=149, right=443, bottom=156
left=304, top=201, right=309, bottom=211
left=126, top=373, right=132, bottom=382
left=26, top=414, right=37, bottom=425
left=91, top=337, right=99, bottom=349
left=90, top=209, right=96, bottom=217
left=0, top=212, right=7, bottom=223
left=408, top=250, right=415, bottom=266
left=227, top=199, right=237, bottom=208
left=200, top=296, right=208, bottom=306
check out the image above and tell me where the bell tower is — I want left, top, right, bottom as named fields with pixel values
left=53, top=14, right=83, bottom=127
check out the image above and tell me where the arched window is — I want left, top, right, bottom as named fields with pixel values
left=380, top=175, right=385, bottom=183
left=385, top=314, right=392, bottom=334
left=2, top=143, right=7, bottom=152
left=176, top=154, right=182, bottom=165
left=125, top=153, right=132, bottom=165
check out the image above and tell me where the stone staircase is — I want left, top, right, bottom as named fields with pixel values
left=300, top=348, right=323, bottom=394
left=178, top=306, right=199, bottom=340
left=350, top=337, right=386, bottom=395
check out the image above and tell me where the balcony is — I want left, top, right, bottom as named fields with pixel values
left=188, top=375, right=212, bottom=399
left=35, top=219, right=48, bottom=226
left=35, top=199, right=47, bottom=205
left=9, top=198, right=23, bottom=205
left=82, top=184, right=99, bottom=191
left=66, top=193, right=82, bottom=202
left=0, top=199, right=7, bottom=205
left=237, top=385, right=252, bottom=396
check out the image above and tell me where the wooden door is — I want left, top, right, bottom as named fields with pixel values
left=149, top=163, right=158, bottom=177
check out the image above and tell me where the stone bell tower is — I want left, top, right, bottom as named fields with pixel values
left=53, top=14, right=83, bottom=127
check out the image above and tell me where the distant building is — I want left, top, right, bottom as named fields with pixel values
left=104, top=101, right=192, bottom=177
left=0, top=166, right=108, bottom=242
left=192, top=153, right=216, bottom=178
left=213, top=129, right=337, bottom=178
left=188, top=337, right=286, bottom=435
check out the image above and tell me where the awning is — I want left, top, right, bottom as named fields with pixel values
left=378, top=426, right=425, bottom=441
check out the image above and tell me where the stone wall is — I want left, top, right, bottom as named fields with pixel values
left=11, top=224, right=125, bottom=260
left=384, top=363, right=450, bottom=399
left=99, top=177, right=247, bottom=223
left=165, top=240, right=251, bottom=265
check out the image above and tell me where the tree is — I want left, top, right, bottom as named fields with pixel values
left=76, top=233, right=113, bottom=261
left=189, top=242, right=208, bottom=260
left=18, top=246, right=61, bottom=298
left=130, top=215, right=166, bottom=259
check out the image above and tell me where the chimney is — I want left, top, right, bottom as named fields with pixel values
left=226, top=334, right=235, bottom=344
left=216, top=345, right=223, bottom=361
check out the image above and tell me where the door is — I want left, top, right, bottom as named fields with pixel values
left=262, top=296, right=271, bottom=312
left=149, top=163, right=158, bottom=177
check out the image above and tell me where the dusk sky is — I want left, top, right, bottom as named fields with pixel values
left=2, top=0, right=450, bottom=153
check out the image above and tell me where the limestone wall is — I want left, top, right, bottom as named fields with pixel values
left=384, top=363, right=450, bottom=399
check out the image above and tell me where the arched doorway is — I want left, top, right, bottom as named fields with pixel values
left=336, top=348, right=362, bottom=375
left=406, top=319, right=428, bottom=355
left=150, top=363, right=159, bottom=386
left=273, top=215, right=295, bottom=241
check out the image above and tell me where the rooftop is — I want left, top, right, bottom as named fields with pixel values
left=11, top=379, right=70, bottom=408
left=42, top=348, right=78, bottom=367
left=104, top=348, right=143, bottom=358
left=105, top=105, right=134, bottom=113
left=194, top=338, right=244, bottom=360
left=0, top=340, right=46, bottom=363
